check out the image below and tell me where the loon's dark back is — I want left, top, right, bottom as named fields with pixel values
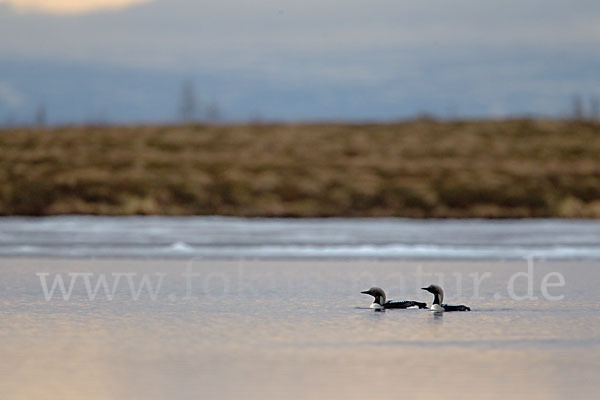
left=384, top=300, right=427, bottom=309
left=442, top=304, right=471, bottom=311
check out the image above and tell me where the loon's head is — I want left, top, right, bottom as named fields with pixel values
left=361, top=287, right=386, bottom=309
left=421, top=284, right=444, bottom=306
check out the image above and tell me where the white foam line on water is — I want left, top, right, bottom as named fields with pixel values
left=2, top=244, right=600, bottom=259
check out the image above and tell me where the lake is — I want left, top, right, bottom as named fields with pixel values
left=1, top=217, right=599, bottom=399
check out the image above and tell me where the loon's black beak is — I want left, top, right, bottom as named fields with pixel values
left=421, top=287, right=429, bottom=292
left=361, top=290, right=371, bottom=295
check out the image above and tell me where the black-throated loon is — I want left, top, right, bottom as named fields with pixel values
left=421, top=284, right=470, bottom=312
left=361, top=287, right=427, bottom=310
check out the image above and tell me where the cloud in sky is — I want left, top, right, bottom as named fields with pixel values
left=0, top=0, right=152, bottom=15
left=1, top=0, right=599, bottom=74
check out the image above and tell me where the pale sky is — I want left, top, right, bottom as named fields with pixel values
left=0, top=0, right=599, bottom=123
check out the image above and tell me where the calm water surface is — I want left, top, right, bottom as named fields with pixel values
left=1, top=257, right=599, bottom=399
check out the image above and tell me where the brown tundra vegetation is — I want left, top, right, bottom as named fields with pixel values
left=1, top=119, right=599, bottom=218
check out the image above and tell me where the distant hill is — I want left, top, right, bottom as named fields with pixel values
left=1, top=119, right=599, bottom=218
left=0, top=52, right=591, bottom=126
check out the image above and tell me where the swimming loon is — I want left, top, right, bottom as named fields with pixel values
left=361, top=287, right=427, bottom=310
left=421, top=284, right=471, bottom=312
